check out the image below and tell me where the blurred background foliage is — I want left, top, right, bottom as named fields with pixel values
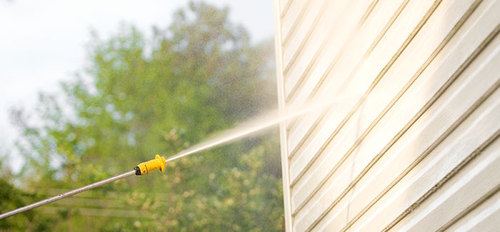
left=1, top=2, right=282, bottom=231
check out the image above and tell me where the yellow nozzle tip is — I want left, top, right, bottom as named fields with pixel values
left=135, top=154, right=167, bottom=175
left=155, top=154, right=167, bottom=172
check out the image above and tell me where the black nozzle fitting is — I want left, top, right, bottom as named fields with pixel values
left=134, top=166, right=141, bottom=175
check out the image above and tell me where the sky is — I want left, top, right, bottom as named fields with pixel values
left=0, top=0, right=275, bottom=171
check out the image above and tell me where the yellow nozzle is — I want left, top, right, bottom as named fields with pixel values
left=134, top=154, right=167, bottom=175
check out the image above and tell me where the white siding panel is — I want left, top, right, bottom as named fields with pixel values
left=316, top=26, right=500, bottom=231
left=285, top=0, right=399, bottom=145
left=282, top=0, right=350, bottom=99
left=349, top=88, right=500, bottom=231
left=281, top=0, right=307, bottom=42
left=283, top=0, right=367, bottom=96
left=282, top=0, right=325, bottom=69
left=290, top=0, right=476, bottom=191
left=286, top=0, right=437, bottom=159
left=274, top=0, right=500, bottom=230
left=280, top=0, right=291, bottom=17
left=287, top=0, right=406, bottom=106
left=289, top=0, right=440, bottom=191
left=389, top=135, right=500, bottom=231
left=445, top=189, right=500, bottom=231
left=301, top=25, right=500, bottom=232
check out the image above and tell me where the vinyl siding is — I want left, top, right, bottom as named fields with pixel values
left=274, top=0, right=500, bottom=231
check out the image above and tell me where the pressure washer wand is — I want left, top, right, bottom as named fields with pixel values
left=0, top=155, right=167, bottom=220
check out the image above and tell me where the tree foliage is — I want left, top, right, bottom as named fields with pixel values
left=3, top=2, right=282, bottom=231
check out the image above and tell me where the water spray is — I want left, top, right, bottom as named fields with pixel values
left=0, top=93, right=358, bottom=220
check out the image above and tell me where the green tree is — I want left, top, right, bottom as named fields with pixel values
left=4, top=2, right=282, bottom=231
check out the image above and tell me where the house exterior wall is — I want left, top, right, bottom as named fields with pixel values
left=273, top=0, right=500, bottom=231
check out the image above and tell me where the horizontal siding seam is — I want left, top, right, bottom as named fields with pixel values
left=300, top=0, right=450, bottom=228
left=283, top=0, right=336, bottom=104
left=282, top=0, right=379, bottom=91
left=298, top=13, right=459, bottom=209
left=286, top=0, right=399, bottom=156
left=284, top=0, right=380, bottom=104
left=304, top=0, right=387, bottom=99
left=283, top=0, right=354, bottom=135
left=280, top=0, right=293, bottom=18
left=287, top=110, right=328, bottom=160
left=284, top=0, right=380, bottom=135
left=285, top=0, right=408, bottom=148
left=282, top=0, right=331, bottom=74
left=343, top=29, right=500, bottom=231
left=383, top=129, right=500, bottom=231
left=289, top=0, right=442, bottom=191
left=314, top=0, right=487, bottom=228
left=352, top=78, right=500, bottom=232
left=437, top=183, right=500, bottom=231
left=281, top=0, right=313, bottom=49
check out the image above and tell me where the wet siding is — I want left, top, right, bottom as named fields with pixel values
left=274, top=0, right=500, bottom=231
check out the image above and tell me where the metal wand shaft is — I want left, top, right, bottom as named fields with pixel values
left=0, top=170, right=136, bottom=220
